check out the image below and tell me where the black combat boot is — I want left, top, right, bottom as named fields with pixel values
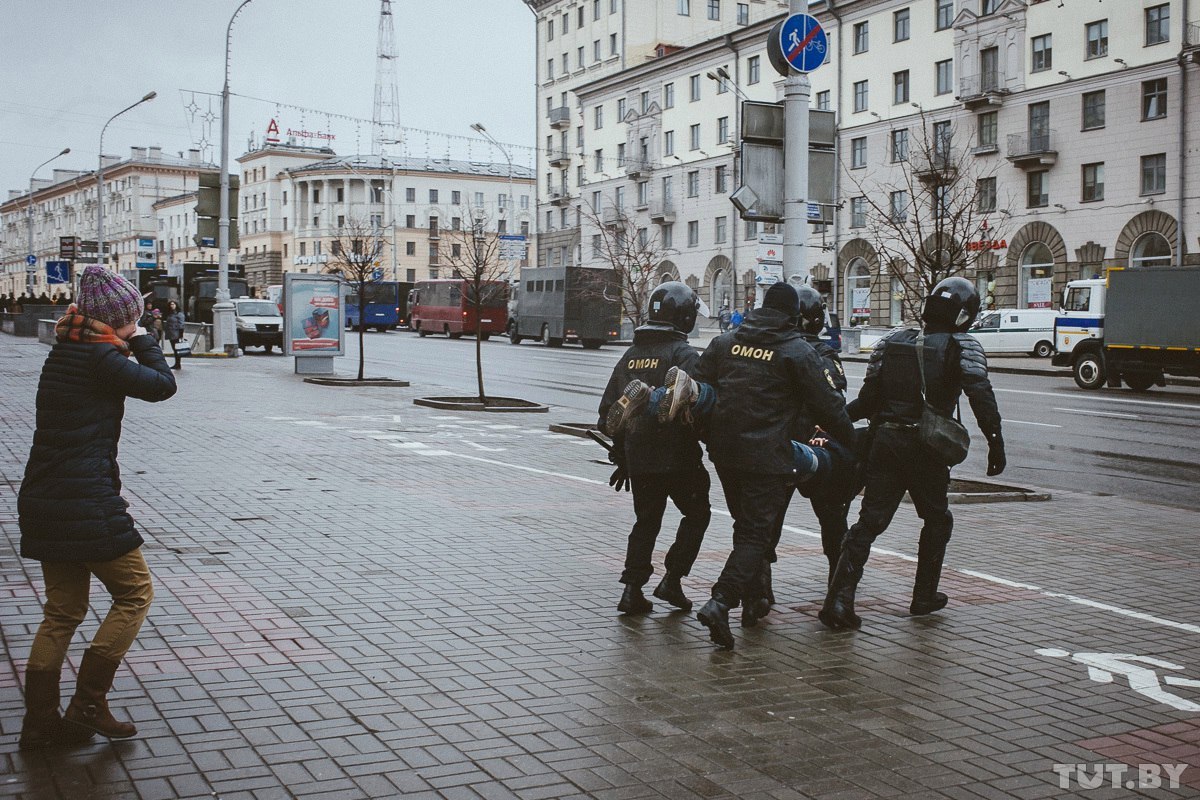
left=763, top=561, right=776, bottom=606
left=697, top=595, right=735, bottom=649
left=617, top=584, right=653, bottom=614
left=818, top=553, right=863, bottom=630
left=652, top=572, right=692, bottom=611
left=909, top=541, right=949, bottom=616
left=741, top=562, right=771, bottom=628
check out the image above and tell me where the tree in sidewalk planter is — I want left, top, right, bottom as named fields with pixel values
left=440, top=205, right=510, bottom=404
left=846, top=110, right=1011, bottom=323
left=578, top=202, right=671, bottom=329
left=324, top=217, right=387, bottom=381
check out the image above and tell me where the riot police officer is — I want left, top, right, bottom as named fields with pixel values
left=598, top=282, right=711, bottom=615
left=690, top=282, right=855, bottom=649
left=820, top=277, right=1005, bottom=630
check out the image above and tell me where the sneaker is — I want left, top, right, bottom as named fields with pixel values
left=658, top=366, right=699, bottom=424
left=605, top=379, right=651, bottom=436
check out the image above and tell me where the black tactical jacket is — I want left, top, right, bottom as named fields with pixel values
left=847, top=327, right=1002, bottom=437
left=598, top=324, right=703, bottom=475
left=694, top=308, right=854, bottom=475
left=800, top=332, right=847, bottom=394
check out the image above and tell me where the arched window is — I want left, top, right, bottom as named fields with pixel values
left=845, top=258, right=871, bottom=324
left=1131, top=231, right=1172, bottom=268
left=1019, top=242, right=1054, bottom=308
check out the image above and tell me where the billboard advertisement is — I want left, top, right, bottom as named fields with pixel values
left=282, top=273, right=344, bottom=356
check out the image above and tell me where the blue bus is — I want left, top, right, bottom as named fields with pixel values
left=344, top=281, right=412, bottom=331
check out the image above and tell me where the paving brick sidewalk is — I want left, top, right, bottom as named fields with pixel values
left=1, top=335, right=1199, bottom=800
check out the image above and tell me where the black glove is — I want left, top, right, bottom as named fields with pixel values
left=986, top=433, right=1006, bottom=477
left=609, top=465, right=630, bottom=492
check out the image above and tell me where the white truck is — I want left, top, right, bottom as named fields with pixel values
left=1052, top=267, right=1200, bottom=391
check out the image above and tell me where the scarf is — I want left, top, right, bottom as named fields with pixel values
left=55, top=305, right=131, bottom=355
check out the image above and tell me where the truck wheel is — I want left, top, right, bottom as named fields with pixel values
left=480, top=333, right=491, bottom=342
left=548, top=337, right=564, bottom=348
left=446, top=324, right=462, bottom=340
left=1032, top=340, right=1053, bottom=359
left=1124, top=371, right=1158, bottom=392
left=541, top=325, right=552, bottom=347
left=508, top=326, right=522, bottom=345
left=581, top=339, right=603, bottom=350
left=1073, top=352, right=1106, bottom=390
left=416, top=323, right=428, bottom=337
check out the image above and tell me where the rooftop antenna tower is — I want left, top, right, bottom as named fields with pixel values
left=373, top=0, right=401, bottom=154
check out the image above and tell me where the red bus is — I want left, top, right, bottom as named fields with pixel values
left=410, top=279, right=508, bottom=339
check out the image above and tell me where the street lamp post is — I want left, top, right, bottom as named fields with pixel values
left=97, top=92, right=156, bottom=277
left=27, top=147, right=70, bottom=297
left=470, top=123, right=519, bottom=278
left=214, top=0, right=256, bottom=356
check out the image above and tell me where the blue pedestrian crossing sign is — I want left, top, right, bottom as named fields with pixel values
left=46, top=261, right=70, bottom=285
left=776, top=13, right=827, bottom=74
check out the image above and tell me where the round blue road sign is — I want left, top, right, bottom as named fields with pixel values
left=26, top=254, right=36, bottom=266
left=779, top=13, right=827, bottom=73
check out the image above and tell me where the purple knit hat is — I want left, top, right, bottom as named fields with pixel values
left=76, top=265, right=143, bottom=329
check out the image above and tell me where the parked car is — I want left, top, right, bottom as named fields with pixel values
left=234, top=297, right=284, bottom=353
left=968, top=308, right=1057, bottom=357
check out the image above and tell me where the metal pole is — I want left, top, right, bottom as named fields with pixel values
left=97, top=93, right=155, bottom=280
left=27, top=148, right=70, bottom=297
left=215, top=0, right=256, bottom=356
left=471, top=124, right=518, bottom=279
left=782, top=0, right=810, bottom=287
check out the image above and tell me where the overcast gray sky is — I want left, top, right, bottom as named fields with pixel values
left=0, top=0, right=536, bottom=194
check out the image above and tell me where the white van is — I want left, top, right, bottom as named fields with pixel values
left=968, top=308, right=1057, bottom=358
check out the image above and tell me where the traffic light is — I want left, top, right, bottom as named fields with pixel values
left=194, top=171, right=239, bottom=249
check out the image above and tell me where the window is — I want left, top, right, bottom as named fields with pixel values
left=1143, top=79, right=1167, bottom=120
left=737, top=3, right=749, bottom=25
left=664, top=130, right=675, bottom=156
left=1019, top=243, right=1053, bottom=308
left=475, top=191, right=485, bottom=205
left=617, top=98, right=626, bottom=119
left=977, top=177, right=997, bottom=212
left=936, top=0, right=953, bottom=30
left=1146, top=4, right=1170, bottom=46
left=1132, top=232, right=1172, bottom=267
left=1031, top=34, right=1052, bottom=72
left=451, top=216, right=462, bottom=231
left=594, top=105, right=603, bottom=129
left=561, top=13, right=568, bottom=34
left=283, top=190, right=288, bottom=205
left=664, top=82, right=675, bottom=108
left=816, top=90, right=830, bottom=111
left=716, top=76, right=728, bottom=94
left=933, top=185, right=950, bottom=219
left=748, top=55, right=760, bottom=84
left=745, top=219, right=758, bottom=239
left=853, top=21, right=868, bottom=54
left=1082, top=90, right=1105, bottom=130
left=611, top=0, right=617, bottom=13
left=610, top=33, right=617, bottom=55
left=451, top=190, right=461, bottom=205
left=678, top=0, right=689, bottom=15
left=853, top=80, right=868, bottom=113
left=891, top=129, right=909, bottom=162
left=687, top=170, right=700, bottom=197
left=690, top=74, right=701, bottom=101
left=336, top=187, right=344, bottom=202
left=591, top=190, right=601, bottom=210
left=690, top=124, right=701, bottom=150
left=977, top=111, right=997, bottom=149
left=893, top=70, right=910, bottom=104
left=1081, top=163, right=1104, bottom=202
left=547, top=59, right=555, bottom=80
left=594, top=39, right=601, bottom=61
left=451, top=243, right=462, bottom=259
left=935, top=60, right=953, bottom=95
left=312, top=188, right=320, bottom=203
left=981, top=0, right=999, bottom=13
left=851, top=137, right=867, bottom=168
left=717, top=116, right=729, bottom=143
left=661, top=223, right=673, bottom=249
left=547, top=17, right=554, bottom=40
left=577, top=46, right=585, bottom=69
left=707, top=0, right=719, bottom=21
left=429, top=189, right=438, bottom=203
left=614, top=185, right=625, bottom=209
left=850, top=197, right=866, bottom=228
left=405, top=214, right=415, bottom=228
left=594, top=0, right=600, bottom=20
left=933, top=120, right=952, bottom=158
left=616, top=143, right=626, bottom=165
left=406, top=241, right=415, bottom=256
left=687, top=220, right=700, bottom=246
left=1086, top=20, right=1108, bottom=59
left=640, top=91, right=649, bottom=113
left=894, top=8, right=910, bottom=42
left=890, top=190, right=908, bottom=222
left=1029, top=102, right=1050, bottom=151
left=980, top=46, right=999, bottom=92
left=577, top=5, right=584, bottom=26
left=715, top=165, right=728, bottom=193
left=662, top=175, right=673, bottom=201
left=1141, top=153, right=1166, bottom=194
left=1027, top=170, right=1048, bottom=208
left=592, top=234, right=602, bottom=258
left=713, top=216, right=727, bottom=244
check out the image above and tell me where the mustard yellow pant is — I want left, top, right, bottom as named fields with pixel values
left=27, top=548, right=154, bottom=672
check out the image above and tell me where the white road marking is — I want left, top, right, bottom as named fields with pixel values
left=387, top=442, right=429, bottom=450
left=1006, top=419, right=1063, bottom=428
left=463, top=441, right=505, bottom=452
left=1053, top=407, right=1139, bottom=420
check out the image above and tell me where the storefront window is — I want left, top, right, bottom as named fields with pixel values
left=889, top=277, right=904, bottom=325
left=846, top=258, right=871, bottom=324
left=1020, top=242, right=1054, bottom=308
left=1131, top=232, right=1172, bottom=267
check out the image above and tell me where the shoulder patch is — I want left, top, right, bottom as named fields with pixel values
left=824, top=368, right=837, bottom=389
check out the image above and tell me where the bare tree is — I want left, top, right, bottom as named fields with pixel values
left=440, top=205, right=510, bottom=403
left=579, top=202, right=669, bottom=328
left=846, top=112, right=1009, bottom=320
left=325, top=217, right=386, bottom=381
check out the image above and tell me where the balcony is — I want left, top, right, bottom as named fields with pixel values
left=1187, top=23, right=1200, bottom=62
left=970, top=142, right=1000, bottom=156
left=958, top=73, right=1009, bottom=110
left=1007, top=131, right=1058, bottom=168
left=549, top=190, right=572, bottom=207
left=624, top=160, right=653, bottom=180
left=911, top=149, right=959, bottom=185
left=548, top=150, right=572, bottom=168
left=548, top=106, right=571, bottom=130
left=601, top=205, right=624, bottom=226
left=649, top=198, right=675, bottom=223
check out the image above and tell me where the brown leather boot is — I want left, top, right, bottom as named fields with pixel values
left=64, top=650, right=137, bottom=739
left=19, top=669, right=95, bottom=749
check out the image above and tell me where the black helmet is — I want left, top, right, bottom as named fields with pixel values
left=795, top=285, right=825, bottom=335
left=921, top=276, right=980, bottom=332
left=647, top=281, right=699, bottom=333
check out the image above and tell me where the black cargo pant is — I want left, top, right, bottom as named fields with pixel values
left=620, top=466, right=711, bottom=587
left=840, top=426, right=953, bottom=570
left=712, top=468, right=795, bottom=606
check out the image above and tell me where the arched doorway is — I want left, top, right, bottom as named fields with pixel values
left=1131, top=232, right=1172, bottom=267
left=704, top=255, right=733, bottom=310
left=658, top=260, right=679, bottom=284
left=845, top=258, right=872, bottom=325
left=1019, top=242, right=1055, bottom=308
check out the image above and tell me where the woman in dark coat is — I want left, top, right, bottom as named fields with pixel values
left=17, top=265, right=176, bottom=749
left=163, top=299, right=185, bottom=370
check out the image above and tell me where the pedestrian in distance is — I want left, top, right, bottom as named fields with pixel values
left=718, top=304, right=732, bottom=333
left=17, top=265, right=177, bottom=749
left=600, top=282, right=712, bottom=615
left=0, top=293, right=11, bottom=313
left=163, top=299, right=186, bottom=371
left=819, top=276, right=1005, bottom=631
left=730, top=308, right=743, bottom=329
left=137, top=301, right=162, bottom=346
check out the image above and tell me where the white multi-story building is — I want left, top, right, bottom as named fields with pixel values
left=0, top=147, right=219, bottom=296
left=531, top=0, right=1200, bottom=325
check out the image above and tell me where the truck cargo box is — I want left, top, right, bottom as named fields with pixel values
left=1105, top=267, right=1200, bottom=350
